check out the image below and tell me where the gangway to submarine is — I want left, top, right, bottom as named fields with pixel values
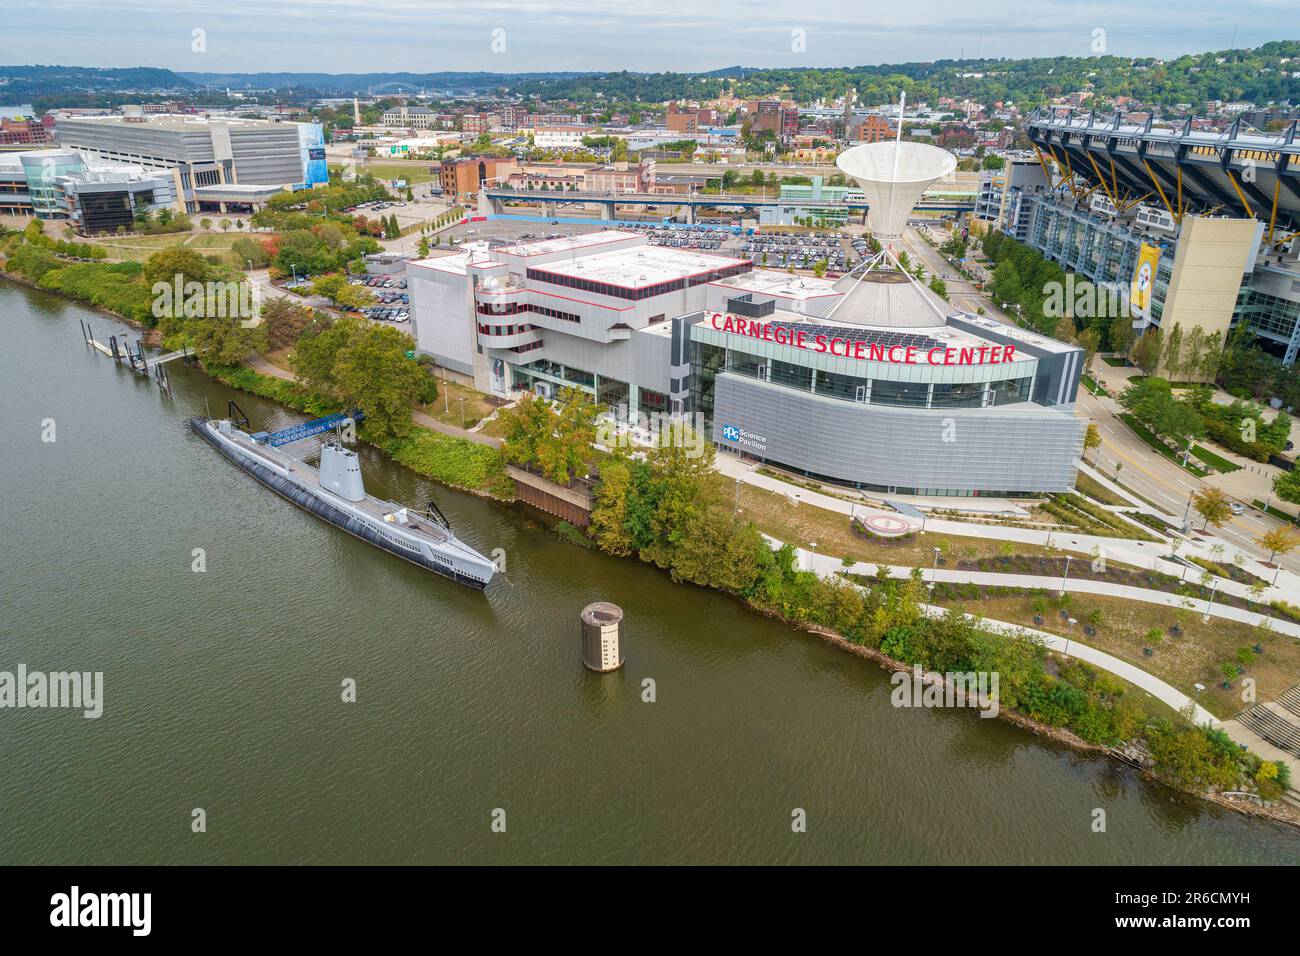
left=251, top=410, right=366, bottom=447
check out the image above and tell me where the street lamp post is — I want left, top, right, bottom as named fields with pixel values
left=1060, top=555, right=1072, bottom=596
left=1203, top=576, right=1218, bottom=622
left=929, top=547, right=941, bottom=592
left=1182, top=492, right=1194, bottom=533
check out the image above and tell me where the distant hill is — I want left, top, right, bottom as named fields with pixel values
left=177, top=71, right=598, bottom=94
left=4, top=42, right=1298, bottom=114
left=0, top=65, right=194, bottom=103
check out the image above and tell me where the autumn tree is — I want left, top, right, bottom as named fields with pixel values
left=1257, top=526, right=1299, bottom=564
left=1083, top=423, right=1102, bottom=463
left=1192, top=486, right=1233, bottom=530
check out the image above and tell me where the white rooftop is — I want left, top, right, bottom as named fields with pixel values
left=409, top=241, right=495, bottom=277
left=501, top=229, right=641, bottom=258
left=709, top=269, right=841, bottom=302
left=533, top=244, right=749, bottom=288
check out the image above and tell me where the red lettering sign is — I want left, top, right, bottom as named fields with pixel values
left=706, top=312, right=1017, bottom=365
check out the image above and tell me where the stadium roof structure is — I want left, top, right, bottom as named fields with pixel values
left=1027, top=108, right=1300, bottom=246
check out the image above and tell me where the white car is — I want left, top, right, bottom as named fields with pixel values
left=1229, top=502, right=1245, bottom=516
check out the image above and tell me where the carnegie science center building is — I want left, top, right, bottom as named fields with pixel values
left=407, top=141, right=1086, bottom=497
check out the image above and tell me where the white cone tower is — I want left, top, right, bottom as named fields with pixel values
left=836, top=93, right=957, bottom=245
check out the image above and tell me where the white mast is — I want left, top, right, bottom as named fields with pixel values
left=890, top=91, right=906, bottom=184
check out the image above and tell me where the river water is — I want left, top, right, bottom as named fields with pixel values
left=2, top=279, right=1297, bottom=864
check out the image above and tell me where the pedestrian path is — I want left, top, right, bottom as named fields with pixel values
left=714, top=452, right=1300, bottom=604
left=770, top=535, right=1223, bottom=728
left=811, top=551, right=1300, bottom=639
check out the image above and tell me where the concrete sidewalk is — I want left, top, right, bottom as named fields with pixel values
left=716, top=451, right=1300, bottom=605
left=778, top=535, right=1220, bottom=727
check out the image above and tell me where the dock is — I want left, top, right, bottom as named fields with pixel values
left=79, top=319, right=192, bottom=392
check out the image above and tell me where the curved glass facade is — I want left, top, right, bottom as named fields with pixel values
left=19, top=152, right=85, bottom=219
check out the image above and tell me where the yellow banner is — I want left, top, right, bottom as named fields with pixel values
left=1130, top=243, right=1160, bottom=319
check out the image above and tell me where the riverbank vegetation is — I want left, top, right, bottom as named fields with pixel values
left=207, top=363, right=510, bottom=498
left=925, top=584, right=1298, bottom=720
left=491, top=402, right=1287, bottom=805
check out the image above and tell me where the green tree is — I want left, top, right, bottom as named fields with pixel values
left=1108, top=314, right=1136, bottom=362
left=292, top=317, right=353, bottom=392
left=1083, top=423, right=1102, bottom=463
left=590, top=453, right=635, bottom=556
left=142, top=247, right=212, bottom=290
left=190, top=317, right=267, bottom=366
left=311, top=273, right=348, bottom=304
left=334, top=283, right=376, bottom=312
left=1131, top=328, right=1163, bottom=375
left=330, top=320, right=427, bottom=443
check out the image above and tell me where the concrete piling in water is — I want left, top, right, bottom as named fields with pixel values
left=581, top=602, right=624, bottom=672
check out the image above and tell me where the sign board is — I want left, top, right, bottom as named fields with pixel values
left=706, top=312, right=1017, bottom=366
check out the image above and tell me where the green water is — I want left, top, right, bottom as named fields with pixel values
left=2, top=279, right=1297, bottom=865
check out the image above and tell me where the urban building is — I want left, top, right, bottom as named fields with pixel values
left=439, top=156, right=518, bottom=201
left=531, top=126, right=596, bottom=150
left=381, top=106, right=437, bottom=130
left=0, top=116, right=54, bottom=148
left=0, top=149, right=175, bottom=230
left=54, top=114, right=328, bottom=214
left=406, top=228, right=1084, bottom=495
left=851, top=114, right=895, bottom=144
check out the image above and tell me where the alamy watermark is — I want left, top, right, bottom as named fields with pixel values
left=152, top=274, right=261, bottom=327
left=1041, top=274, right=1148, bottom=325
left=596, top=409, right=707, bottom=458
left=891, top=665, right=1000, bottom=718
left=0, top=665, right=103, bottom=718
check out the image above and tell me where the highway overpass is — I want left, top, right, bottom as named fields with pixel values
left=480, top=187, right=974, bottom=223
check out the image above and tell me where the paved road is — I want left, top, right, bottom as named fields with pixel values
left=1077, top=368, right=1300, bottom=576
left=896, top=225, right=1299, bottom=576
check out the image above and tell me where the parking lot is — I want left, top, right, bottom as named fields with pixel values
left=742, top=232, right=854, bottom=273
left=348, top=274, right=409, bottom=323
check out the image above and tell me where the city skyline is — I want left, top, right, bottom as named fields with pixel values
left=6, top=0, right=1288, bottom=75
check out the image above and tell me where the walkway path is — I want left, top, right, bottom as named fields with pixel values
left=714, top=452, right=1300, bottom=606
left=776, top=536, right=1223, bottom=728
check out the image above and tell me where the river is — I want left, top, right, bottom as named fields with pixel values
left=2, top=278, right=1297, bottom=864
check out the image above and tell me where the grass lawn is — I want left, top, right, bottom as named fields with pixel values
left=1189, top=443, right=1242, bottom=473
left=1074, top=469, right=1130, bottom=507
left=1117, top=413, right=1211, bottom=477
left=261, top=347, right=296, bottom=375
left=927, top=589, right=1295, bottom=719
left=89, top=231, right=242, bottom=262
left=363, top=163, right=438, bottom=185
left=1101, top=355, right=1131, bottom=367
left=419, top=378, right=501, bottom=430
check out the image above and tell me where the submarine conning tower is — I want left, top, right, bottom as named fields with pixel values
left=319, top=441, right=366, bottom=502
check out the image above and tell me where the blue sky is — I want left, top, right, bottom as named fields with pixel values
left=6, top=0, right=1290, bottom=74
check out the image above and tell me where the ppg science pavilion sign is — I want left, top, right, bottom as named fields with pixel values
left=706, top=312, right=1018, bottom=366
